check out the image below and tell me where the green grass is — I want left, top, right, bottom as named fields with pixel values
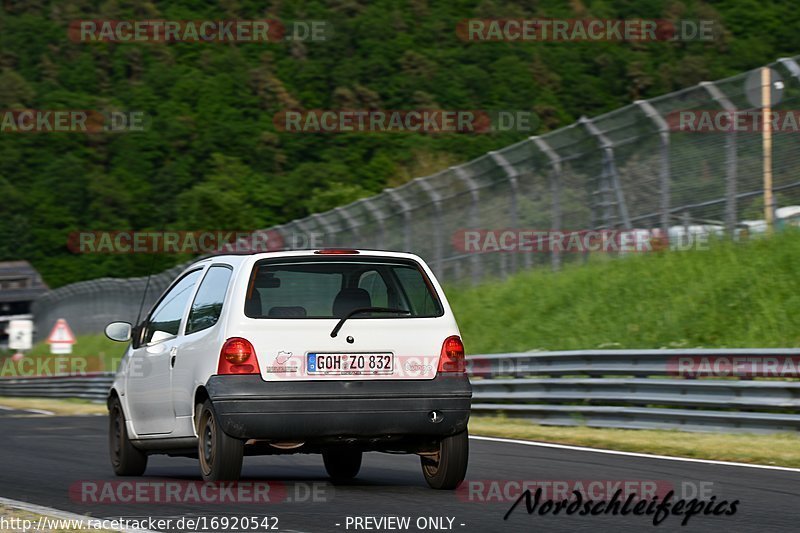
left=447, top=231, right=800, bottom=354
left=470, top=416, right=800, bottom=467
left=0, top=396, right=106, bottom=415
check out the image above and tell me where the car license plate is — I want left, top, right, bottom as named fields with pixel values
left=307, top=353, right=393, bottom=375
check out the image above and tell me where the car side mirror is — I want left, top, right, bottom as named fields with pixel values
left=105, top=321, right=132, bottom=342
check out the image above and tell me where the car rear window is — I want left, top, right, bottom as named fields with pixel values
left=244, top=258, right=443, bottom=319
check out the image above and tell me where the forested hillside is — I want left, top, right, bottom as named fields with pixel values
left=1, top=0, right=797, bottom=287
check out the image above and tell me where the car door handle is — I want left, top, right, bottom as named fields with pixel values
left=170, top=346, right=178, bottom=367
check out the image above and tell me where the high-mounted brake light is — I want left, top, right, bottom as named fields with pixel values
left=218, top=337, right=261, bottom=375
left=438, top=335, right=465, bottom=373
left=314, top=249, right=360, bottom=255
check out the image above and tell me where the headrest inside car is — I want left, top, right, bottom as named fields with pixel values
left=332, top=288, right=371, bottom=318
left=253, top=270, right=281, bottom=288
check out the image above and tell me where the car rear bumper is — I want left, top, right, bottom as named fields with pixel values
left=205, top=374, right=472, bottom=441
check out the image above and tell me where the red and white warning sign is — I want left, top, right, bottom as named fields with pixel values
left=47, top=318, right=76, bottom=354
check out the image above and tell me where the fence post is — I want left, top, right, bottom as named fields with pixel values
left=451, top=165, right=482, bottom=284
left=334, top=206, right=361, bottom=247
left=700, top=81, right=738, bottom=236
left=531, top=136, right=562, bottom=271
left=386, top=188, right=413, bottom=252
left=414, top=177, right=444, bottom=279
left=580, top=117, right=632, bottom=230
left=308, top=213, right=336, bottom=248
left=359, top=197, right=386, bottom=249
left=683, top=211, right=691, bottom=243
left=489, top=151, right=520, bottom=275
left=294, top=217, right=319, bottom=249
left=635, top=100, right=671, bottom=236
left=290, top=213, right=335, bottom=250
left=269, top=223, right=290, bottom=250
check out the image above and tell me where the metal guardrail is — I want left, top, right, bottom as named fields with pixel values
left=471, top=378, right=800, bottom=409
left=0, top=373, right=113, bottom=401
left=468, top=349, right=800, bottom=434
left=1, top=349, right=799, bottom=433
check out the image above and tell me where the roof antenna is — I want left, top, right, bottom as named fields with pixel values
left=134, top=253, right=158, bottom=328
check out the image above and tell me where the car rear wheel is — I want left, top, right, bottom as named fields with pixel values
left=197, top=400, right=243, bottom=481
left=322, top=448, right=362, bottom=481
left=109, top=397, right=147, bottom=476
left=421, top=430, right=468, bottom=489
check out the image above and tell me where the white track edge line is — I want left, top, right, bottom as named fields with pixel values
left=470, top=435, right=800, bottom=473
left=0, top=496, right=159, bottom=533
left=0, top=405, right=54, bottom=415
left=26, top=408, right=55, bottom=416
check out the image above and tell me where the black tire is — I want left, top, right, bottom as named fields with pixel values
left=322, top=448, right=362, bottom=481
left=421, top=431, right=468, bottom=490
left=197, top=399, right=243, bottom=481
left=109, top=397, right=147, bottom=476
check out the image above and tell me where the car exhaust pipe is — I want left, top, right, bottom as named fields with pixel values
left=268, top=441, right=305, bottom=450
left=428, top=410, right=444, bottom=424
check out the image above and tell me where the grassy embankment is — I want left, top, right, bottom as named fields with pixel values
left=448, top=230, right=800, bottom=352
left=448, top=231, right=800, bottom=466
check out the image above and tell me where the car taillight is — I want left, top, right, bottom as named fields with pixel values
left=218, top=337, right=261, bottom=375
left=438, top=335, right=465, bottom=373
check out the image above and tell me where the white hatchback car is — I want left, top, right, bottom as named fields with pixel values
left=105, top=249, right=472, bottom=489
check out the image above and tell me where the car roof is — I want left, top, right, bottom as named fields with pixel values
left=187, top=249, right=425, bottom=269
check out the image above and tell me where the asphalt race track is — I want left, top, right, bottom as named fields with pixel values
left=0, top=412, right=798, bottom=532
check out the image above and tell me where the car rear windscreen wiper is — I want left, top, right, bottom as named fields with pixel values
left=330, top=307, right=411, bottom=338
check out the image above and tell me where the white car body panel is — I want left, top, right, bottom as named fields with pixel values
left=112, top=250, right=461, bottom=441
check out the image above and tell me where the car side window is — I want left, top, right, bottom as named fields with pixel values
left=358, top=270, right=389, bottom=307
left=186, top=265, right=233, bottom=335
left=143, top=269, right=202, bottom=344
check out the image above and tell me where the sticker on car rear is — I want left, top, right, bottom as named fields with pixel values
left=307, top=353, right=393, bottom=375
